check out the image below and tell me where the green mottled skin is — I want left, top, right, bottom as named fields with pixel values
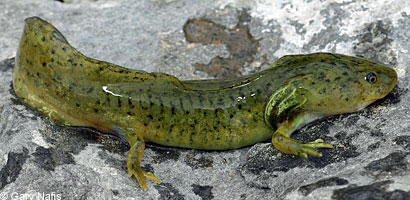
left=13, top=17, right=398, bottom=190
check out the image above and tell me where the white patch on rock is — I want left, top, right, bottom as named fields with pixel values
left=73, top=144, right=121, bottom=177
left=31, top=129, right=50, bottom=148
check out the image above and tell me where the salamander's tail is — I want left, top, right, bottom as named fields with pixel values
left=13, top=17, right=77, bottom=106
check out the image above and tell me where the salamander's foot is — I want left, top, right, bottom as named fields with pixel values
left=127, top=161, right=160, bottom=190
left=298, top=139, right=333, bottom=157
left=272, top=133, right=333, bottom=158
left=126, top=139, right=161, bottom=190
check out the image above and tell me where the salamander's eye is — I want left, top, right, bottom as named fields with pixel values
left=365, top=72, right=377, bottom=83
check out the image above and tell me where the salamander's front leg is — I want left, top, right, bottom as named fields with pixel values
left=272, top=129, right=333, bottom=157
left=127, top=138, right=160, bottom=190
left=265, top=83, right=333, bottom=157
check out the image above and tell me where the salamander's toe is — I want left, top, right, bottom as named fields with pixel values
left=299, top=138, right=333, bottom=157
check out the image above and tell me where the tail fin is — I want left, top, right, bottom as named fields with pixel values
left=24, top=17, right=69, bottom=43
left=14, top=16, right=76, bottom=75
left=13, top=17, right=83, bottom=121
left=18, top=17, right=71, bottom=62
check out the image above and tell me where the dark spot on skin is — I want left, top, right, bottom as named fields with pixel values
left=209, top=99, right=214, bottom=106
left=217, top=97, right=224, bottom=106
left=237, top=104, right=242, bottom=110
left=68, top=83, right=76, bottom=90
left=266, top=82, right=271, bottom=90
left=117, top=98, right=121, bottom=107
left=319, top=72, right=325, bottom=80
left=128, top=98, right=134, bottom=108
left=198, top=94, right=204, bottom=106
left=179, top=99, right=185, bottom=111
left=341, top=63, right=349, bottom=69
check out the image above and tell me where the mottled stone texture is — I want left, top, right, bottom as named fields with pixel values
left=0, top=0, right=409, bottom=199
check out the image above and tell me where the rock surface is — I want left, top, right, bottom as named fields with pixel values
left=0, top=0, right=409, bottom=199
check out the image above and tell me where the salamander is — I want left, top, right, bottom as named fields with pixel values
left=13, top=17, right=398, bottom=190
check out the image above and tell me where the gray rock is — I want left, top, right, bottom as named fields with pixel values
left=0, top=0, right=409, bottom=199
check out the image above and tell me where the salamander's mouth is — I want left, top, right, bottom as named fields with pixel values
left=356, top=100, right=376, bottom=111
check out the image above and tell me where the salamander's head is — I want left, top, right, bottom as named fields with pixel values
left=277, top=53, right=398, bottom=116
left=352, top=57, right=398, bottom=109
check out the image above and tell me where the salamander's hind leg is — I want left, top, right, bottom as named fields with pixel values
left=127, top=138, right=160, bottom=190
